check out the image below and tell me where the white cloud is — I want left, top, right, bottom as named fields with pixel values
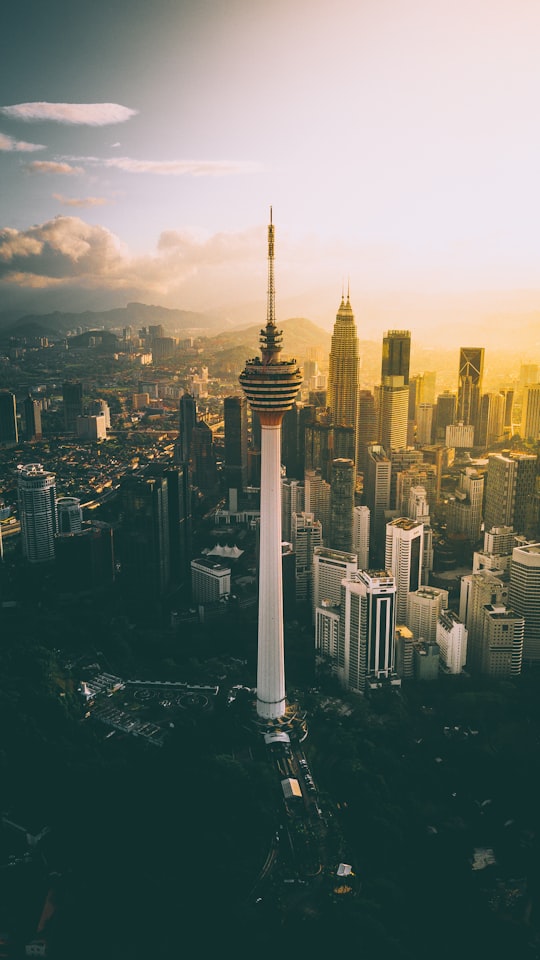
left=27, top=161, right=84, bottom=176
left=0, top=217, right=125, bottom=283
left=0, top=217, right=261, bottom=297
left=53, top=194, right=109, bottom=208
left=0, top=132, right=45, bottom=152
left=0, top=102, right=138, bottom=125
left=67, top=155, right=262, bottom=176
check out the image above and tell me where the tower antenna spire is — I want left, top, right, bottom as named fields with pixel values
left=267, top=207, right=275, bottom=326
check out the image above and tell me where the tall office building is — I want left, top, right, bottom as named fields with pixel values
left=364, top=444, right=391, bottom=559
left=224, top=395, right=248, bottom=498
left=191, top=420, right=218, bottom=492
left=63, top=381, right=83, bottom=433
left=327, top=293, right=360, bottom=466
left=477, top=392, right=505, bottom=447
left=378, top=377, right=409, bottom=453
left=416, top=403, right=434, bottom=445
left=291, top=511, right=323, bottom=601
left=479, top=604, right=524, bottom=677
left=509, top=543, right=540, bottom=663
left=119, top=471, right=170, bottom=602
left=407, top=484, right=433, bottom=578
left=484, top=525, right=518, bottom=557
left=239, top=212, right=303, bottom=722
left=385, top=517, right=423, bottom=622
left=446, top=467, right=485, bottom=541
left=437, top=610, right=467, bottom=674
left=17, top=463, right=58, bottom=563
left=483, top=452, right=537, bottom=536
left=446, top=422, right=475, bottom=449
left=381, top=330, right=411, bottom=385
left=76, top=414, right=107, bottom=441
left=56, top=497, right=83, bottom=534
left=304, top=420, right=333, bottom=481
left=315, top=599, right=341, bottom=665
left=281, top=478, right=305, bottom=541
left=352, top=505, right=370, bottom=569
left=282, top=402, right=314, bottom=479
left=178, top=391, right=197, bottom=464
left=329, top=458, right=355, bottom=552
left=23, top=394, right=42, bottom=442
left=304, top=468, right=331, bottom=540
left=357, top=390, right=378, bottom=475
left=0, top=390, right=18, bottom=446
left=88, top=398, right=111, bottom=430
left=456, top=347, right=484, bottom=442
left=163, top=463, right=192, bottom=587
left=434, top=391, right=456, bottom=443
left=190, top=557, right=231, bottom=604
left=339, top=570, right=398, bottom=692
left=396, top=464, right=438, bottom=516
left=459, top=570, right=509, bottom=672
left=390, top=448, right=424, bottom=510
left=521, top=384, right=540, bottom=441
left=500, top=388, right=514, bottom=432
left=312, top=545, right=358, bottom=621
left=407, top=587, right=449, bottom=642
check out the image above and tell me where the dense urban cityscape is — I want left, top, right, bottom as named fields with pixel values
left=0, top=213, right=539, bottom=957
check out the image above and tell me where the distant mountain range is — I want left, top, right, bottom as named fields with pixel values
left=0, top=302, right=227, bottom=340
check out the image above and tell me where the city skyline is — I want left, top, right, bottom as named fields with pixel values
left=1, top=0, right=539, bottom=340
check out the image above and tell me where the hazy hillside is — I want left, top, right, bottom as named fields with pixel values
left=0, top=302, right=227, bottom=340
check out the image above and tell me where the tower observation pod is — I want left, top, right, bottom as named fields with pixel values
left=239, top=212, right=303, bottom=721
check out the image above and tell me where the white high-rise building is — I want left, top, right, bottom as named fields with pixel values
left=379, top=376, right=409, bottom=453
left=484, top=453, right=537, bottom=536
left=17, top=463, right=58, bottom=563
left=281, top=478, right=304, bottom=540
left=396, top=464, right=438, bottom=516
left=352, top=505, right=370, bottom=569
left=509, top=543, right=540, bottom=663
left=521, top=384, right=540, bottom=441
left=407, top=485, right=434, bottom=578
left=304, top=468, right=331, bottom=542
left=291, top=511, right=323, bottom=601
left=76, top=414, right=107, bottom=441
left=406, top=587, right=449, bottom=642
left=364, top=444, right=391, bottom=556
left=446, top=467, right=484, bottom=541
left=239, top=214, right=303, bottom=722
left=312, top=545, right=358, bottom=622
left=459, top=570, right=509, bottom=672
left=385, top=517, right=424, bottom=622
left=416, top=403, right=434, bottom=445
left=437, top=610, right=467, bottom=674
left=88, top=398, right=111, bottom=429
left=339, top=570, right=398, bottom=692
left=480, top=604, right=524, bottom=677
left=190, top=557, right=231, bottom=603
left=315, top=599, right=340, bottom=664
left=446, top=423, right=475, bottom=448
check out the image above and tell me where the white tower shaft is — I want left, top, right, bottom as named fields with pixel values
left=257, top=422, right=286, bottom=718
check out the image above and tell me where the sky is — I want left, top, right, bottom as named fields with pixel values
left=1, top=0, right=539, bottom=338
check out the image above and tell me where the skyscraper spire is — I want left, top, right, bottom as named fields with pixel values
left=267, top=207, right=275, bottom=326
